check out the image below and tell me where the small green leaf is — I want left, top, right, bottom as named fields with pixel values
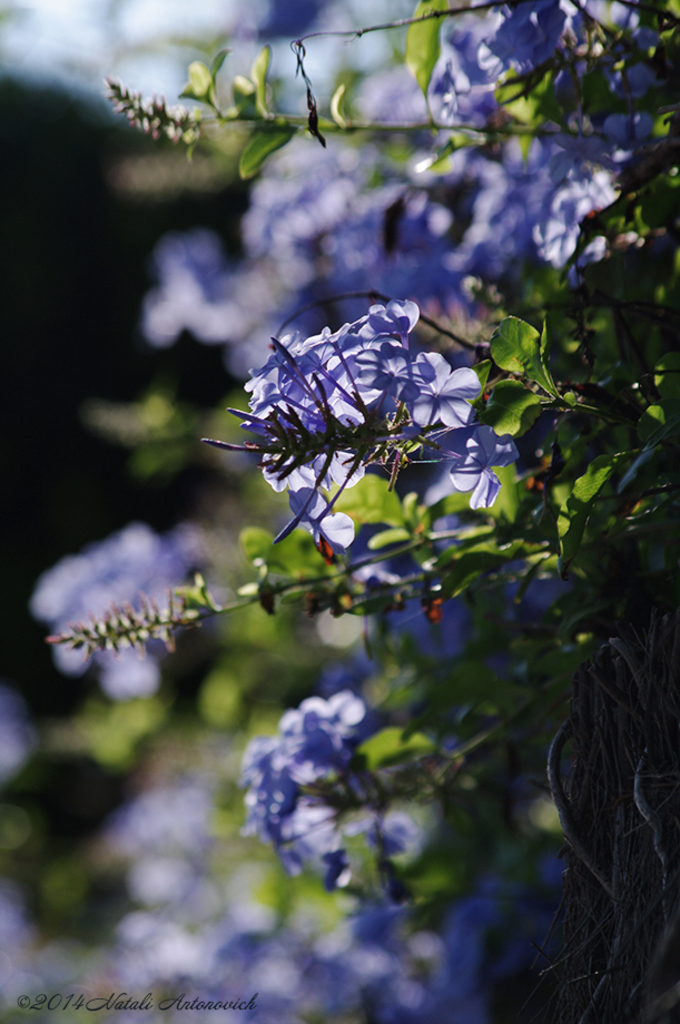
left=330, top=83, right=347, bottom=127
left=211, top=49, right=230, bottom=80
left=180, top=61, right=215, bottom=105
left=176, top=573, right=222, bottom=612
left=638, top=400, right=680, bottom=448
left=250, top=45, right=271, bottom=117
left=490, top=316, right=558, bottom=396
left=473, top=360, right=491, bottom=390
left=535, top=318, right=558, bottom=397
left=654, top=354, right=680, bottom=399
left=355, top=727, right=436, bottom=770
left=480, top=380, right=542, bottom=437
left=415, top=136, right=456, bottom=173
left=232, top=75, right=257, bottom=118
left=557, top=453, right=631, bottom=577
left=491, top=316, right=533, bottom=374
left=334, top=473, right=404, bottom=526
left=239, top=126, right=296, bottom=179
left=406, top=0, right=448, bottom=98
left=368, top=527, right=412, bottom=550
left=240, top=526, right=274, bottom=566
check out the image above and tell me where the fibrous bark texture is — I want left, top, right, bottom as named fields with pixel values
left=549, top=610, right=680, bottom=1024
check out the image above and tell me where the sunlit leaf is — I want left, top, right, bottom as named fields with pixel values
left=330, top=83, right=347, bottom=127
left=557, top=452, right=631, bottom=577
left=180, top=61, right=215, bottom=106
left=368, top=527, right=412, bottom=549
left=406, top=0, right=448, bottom=98
left=250, top=45, right=271, bottom=117
left=479, top=380, right=542, bottom=436
left=239, top=126, right=297, bottom=179
left=334, top=473, right=404, bottom=526
left=638, top=400, right=680, bottom=448
left=490, top=316, right=558, bottom=397
left=354, top=727, right=436, bottom=770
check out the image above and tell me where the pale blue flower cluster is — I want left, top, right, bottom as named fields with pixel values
left=240, top=690, right=422, bottom=893
left=214, top=300, right=517, bottom=554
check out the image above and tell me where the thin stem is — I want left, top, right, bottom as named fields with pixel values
left=292, top=0, right=530, bottom=47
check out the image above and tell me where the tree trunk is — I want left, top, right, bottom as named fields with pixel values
left=549, top=610, right=680, bottom=1024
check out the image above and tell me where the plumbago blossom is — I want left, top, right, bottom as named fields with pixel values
left=204, top=300, right=518, bottom=557
left=240, top=689, right=421, bottom=894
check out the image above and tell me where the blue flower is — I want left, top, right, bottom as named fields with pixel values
left=407, top=355, right=480, bottom=428
left=443, top=425, right=518, bottom=509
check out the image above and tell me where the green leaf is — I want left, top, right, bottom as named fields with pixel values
left=496, top=70, right=561, bottom=126
left=250, top=45, right=271, bottom=117
left=489, top=316, right=558, bottom=397
left=267, top=530, right=332, bottom=578
left=180, top=61, right=215, bottom=106
left=176, top=573, right=221, bottom=612
left=439, top=540, right=532, bottom=599
left=406, top=0, right=448, bottom=97
left=354, top=727, right=436, bottom=770
left=638, top=400, right=680, bottom=448
left=211, top=49, right=230, bottom=80
left=654, top=354, right=680, bottom=399
left=479, top=380, right=542, bottom=436
left=239, top=127, right=297, bottom=179
left=414, top=136, right=455, bottom=173
left=333, top=473, right=404, bottom=526
left=490, top=316, right=534, bottom=373
left=330, top=83, right=347, bottom=128
left=557, top=453, right=631, bottom=577
left=473, top=360, right=491, bottom=391
left=232, top=75, right=258, bottom=117
left=368, top=527, right=412, bottom=550
left=487, top=463, right=520, bottom=523
left=240, top=526, right=274, bottom=566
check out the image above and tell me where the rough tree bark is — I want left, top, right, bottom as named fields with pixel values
left=549, top=609, right=680, bottom=1024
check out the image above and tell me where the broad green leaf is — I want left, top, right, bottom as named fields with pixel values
left=180, top=61, right=215, bottom=105
left=638, top=400, right=680, bottom=448
left=330, top=83, right=347, bottom=127
left=240, top=526, right=274, bottom=566
left=368, top=527, right=412, bottom=550
left=557, top=453, right=631, bottom=577
left=479, top=380, right=542, bottom=436
left=334, top=473, right=404, bottom=526
left=354, top=727, right=436, bottom=770
left=239, top=127, right=296, bottom=179
left=406, top=0, right=448, bottom=97
left=250, top=45, right=271, bottom=117
left=490, top=316, right=558, bottom=396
